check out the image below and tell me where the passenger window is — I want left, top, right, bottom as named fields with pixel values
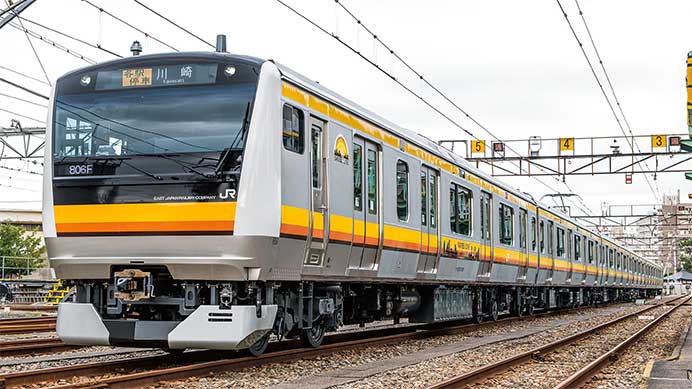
left=530, top=217, right=537, bottom=251
left=420, top=171, right=427, bottom=226
left=396, top=160, right=409, bottom=222
left=353, top=144, right=362, bottom=211
left=282, top=105, right=304, bottom=153
left=499, top=204, right=514, bottom=245
left=429, top=174, right=437, bottom=228
left=450, top=183, right=472, bottom=235
left=367, top=149, right=377, bottom=214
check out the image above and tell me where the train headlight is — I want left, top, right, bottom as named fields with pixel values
left=80, top=75, right=92, bottom=86
left=224, top=65, right=236, bottom=77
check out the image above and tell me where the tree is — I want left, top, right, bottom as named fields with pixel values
left=678, top=239, right=692, bottom=272
left=0, top=221, right=45, bottom=276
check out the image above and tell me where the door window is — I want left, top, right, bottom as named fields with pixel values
left=353, top=143, right=362, bottom=211
left=396, top=160, right=409, bottom=222
left=367, top=149, right=377, bottom=214
left=420, top=171, right=427, bottom=226
left=429, top=174, right=437, bottom=228
left=519, top=209, right=527, bottom=249
left=311, top=126, right=321, bottom=189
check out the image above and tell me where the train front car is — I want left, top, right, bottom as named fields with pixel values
left=43, top=53, right=284, bottom=353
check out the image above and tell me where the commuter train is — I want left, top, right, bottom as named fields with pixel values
left=43, top=42, right=663, bottom=355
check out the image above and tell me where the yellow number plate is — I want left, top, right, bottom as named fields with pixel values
left=651, top=135, right=667, bottom=148
left=471, top=140, right=485, bottom=154
left=122, top=68, right=153, bottom=87
left=559, top=137, right=574, bottom=151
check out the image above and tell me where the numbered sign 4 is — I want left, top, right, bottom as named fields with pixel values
left=559, top=137, right=574, bottom=152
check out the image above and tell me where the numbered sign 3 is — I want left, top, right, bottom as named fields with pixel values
left=651, top=135, right=667, bottom=149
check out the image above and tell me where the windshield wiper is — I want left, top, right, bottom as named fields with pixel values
left=120, top=159, right=163, bottom=181
left=215, top=102, right=251, bottom=176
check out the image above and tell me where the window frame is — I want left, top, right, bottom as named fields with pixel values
left=395, top=159, right=409, bottom=222
left=282, top=104, right=304, bottom=154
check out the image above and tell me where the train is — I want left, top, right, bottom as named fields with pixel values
left=43, top=38, right=663, bottom=355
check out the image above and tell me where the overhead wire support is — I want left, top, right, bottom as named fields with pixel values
left=17, top=15, right=123, bottom=58
left=132, top=0, right=214, bottom=49
left=277, top=0, right=594, bottom=215
left=81, top=0, right=179, bottom=52
left=555, top=0, right=659, bottom=203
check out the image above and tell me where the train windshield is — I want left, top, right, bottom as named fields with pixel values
left=52, top=62, right=258, bottom=158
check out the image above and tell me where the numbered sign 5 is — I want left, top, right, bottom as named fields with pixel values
left=651, top=135, right=667, bottom=149
left=559, top=137, right=574, bottom=151
left=471, top=140, right=485, bottom=154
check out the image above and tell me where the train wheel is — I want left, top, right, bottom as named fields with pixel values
left=247, top=333, right=270, bottom=356
left=301, top=322, right=325, bottom=348
left=490, top=301, right=499, bottom=321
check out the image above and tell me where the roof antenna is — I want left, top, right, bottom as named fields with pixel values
left=130, top=40, right=142, bottom=56
left=216, top=34, right=227, bottom=53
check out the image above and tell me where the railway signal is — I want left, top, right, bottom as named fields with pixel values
left=625, top=173, right=633, bottom=184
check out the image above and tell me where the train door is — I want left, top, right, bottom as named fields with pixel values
left=418, top=167, right=439, bottom=273
left=517, top=208, right=529, bottom=281
left=360, top=140, right=381, bottom=270
left=477, top=191, right=493, bottom=278
left=348, top=139, right=365, bottom=269
left=305, top=117, right=329, bottom=267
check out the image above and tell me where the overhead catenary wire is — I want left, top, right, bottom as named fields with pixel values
left=7, top=2, right=52, bottom=86
left=9, top=22, right=96, bottom=64
left=276, top=0, right=594, bottom=216
left=0, top=65, right=49, bottom=86
left=81, top=0, right=179, bottom=52
left=132, top=0, right=215, bottom=49
left=17, top=15, right=123, bottom=58
left=0, top=92, right=47, bottom=108
left=555, top=0, right=659, bottom=203
left=0, top=107, right=44, bottom=124
left=573, top=0, right=661, bottom=199
left=0, top=77, right=50, bottom=100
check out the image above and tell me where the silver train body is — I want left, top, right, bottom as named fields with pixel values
left=43, top=52, right=662, bottom=352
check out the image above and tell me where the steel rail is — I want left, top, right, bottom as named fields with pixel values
left=426, top=295, right=688, bottom=389
left=0, top=337, right=73, bottom=357
left=553, top=295, right=692, bottom=388
left=0, top=301, right=623, bottom=389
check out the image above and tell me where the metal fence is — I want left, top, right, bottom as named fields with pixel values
left=0, top=256, right=48, bottom=278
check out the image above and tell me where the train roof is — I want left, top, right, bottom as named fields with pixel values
left=52, top=51, right=660, bottom=269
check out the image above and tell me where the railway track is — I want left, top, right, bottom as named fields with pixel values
left=0, top=337, right=74, bottom=357
left=0, top=298, right=667, bottom=389
left=0, top=316, right=56, bottom=335
left=426, top=294, right=691, bottom=389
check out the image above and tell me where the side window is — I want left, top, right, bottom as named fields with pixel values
left=574, top=235, right=581, bottom=261
left=556, top=227, right=565, bottom=257
left=366, top=149, right=377, bottom=214
left=420, top=171, right=427, bottom=226
left=530, top=217, right=537, bottom=251
left=519, top=209, right=527, bottom=249
left=539, top=220, right=545, bottom=253
left=548, top=221, right=554, bottom=256
left=353, top=144, right=362, bottom=211
left=499, top=204, right=514, bottom=245
left=450, top=183, right=472, bottom=235
left=429, top=174, right=437, bottom=228
left=282, top=104, right=304, bottom=153
left=396, top=160, right=409, bottom=222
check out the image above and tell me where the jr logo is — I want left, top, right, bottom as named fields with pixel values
left=219, top=189, right=237, bottom=200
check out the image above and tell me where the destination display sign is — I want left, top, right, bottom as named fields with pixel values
left=95, top=63, right=218, bottom=90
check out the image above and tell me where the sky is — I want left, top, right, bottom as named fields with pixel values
left=1, top=0, right=691, bottom=215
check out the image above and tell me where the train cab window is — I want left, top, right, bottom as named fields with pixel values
left=519, top=209, right=527, bottom=249
left=450, top=183, right=472, bottom=235
left=353, top=144, right=363, bottom=211
left=282, top=105, right=304, bottom=153
left=556, top=227, right=565, bottom=257
left=499, top=204, right=514, bottom=245
left=367, top=149, right=377, bottom=214
left=588, top=241, right=594, bottom=264
left=530, top=217, right=537, bottom=251
left=574, top=235, right=581, bottom=261
left=420, top=172, right=427, bottom=226
left=539, top=220, right=545, bottom=253
left=429, top=174, right=437, bottom=228
left=396, top=160, right=409, bottom=222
